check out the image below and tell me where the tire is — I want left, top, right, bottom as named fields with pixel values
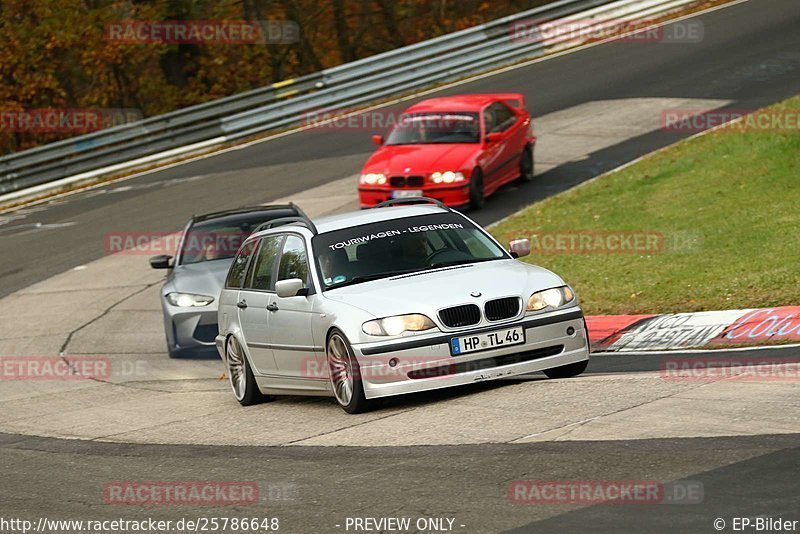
left=469, top=168, right=485, bottom=210
left=226, top=336, right=268, bottom=406
left=519, top=144, right=535, bottom=183
left=543, top=359, right=588, bottom=379
left=326, top=329, right=371, bottom=414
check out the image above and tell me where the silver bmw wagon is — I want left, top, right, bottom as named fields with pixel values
left=216, top=198, right=589, bottom=413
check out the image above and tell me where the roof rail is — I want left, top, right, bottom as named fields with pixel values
left=190, top=203, right=298, bottom=223
left=373, top=197, right=450, bottom=210
left=254, top=215, right=318, bottom=235
left=288, top=202, right=315, bottom=225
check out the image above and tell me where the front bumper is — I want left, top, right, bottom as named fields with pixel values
left=351, top=308, right=588, bottom=399
left=163, top=304, right=219, bottom=355
left=358, top=183, right=470, bottom=208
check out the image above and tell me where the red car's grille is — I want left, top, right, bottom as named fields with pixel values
left=389, top=175, right=425, bottom=187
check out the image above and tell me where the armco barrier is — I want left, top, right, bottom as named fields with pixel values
left=0, top=0, right=698, bottom=200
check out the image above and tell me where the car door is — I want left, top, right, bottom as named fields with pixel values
left=481, top=104, right=505, bottom=181
left=219, top=238, right=257, bottom=346
left=484, top=101, right=522, bottom=186
left=267, top=234, right=322, bottom=382
left=237, top=235, right=284, bottom=376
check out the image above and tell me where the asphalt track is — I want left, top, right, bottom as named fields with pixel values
left=1, top=1, right=800, bottom=532
left=1, top=0, right=800, bottom=298
left=1, top=351, right=798, bottom=532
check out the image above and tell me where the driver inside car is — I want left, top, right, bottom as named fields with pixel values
left=393, top=232, right=430, bottom=269
left=319, top=248, right=348, bottom=285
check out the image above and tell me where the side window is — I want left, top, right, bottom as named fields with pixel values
left=246, top=235, right=283, bottom=291
left=225, top=240, right=257, bottom=288
left=483, top=108, right=496, bottom=135
left=277, top=235, right=309, bottom=286
left=486, top=102, right=516, bottom=133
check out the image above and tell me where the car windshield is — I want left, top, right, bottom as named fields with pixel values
left=311, top=212, right=508, bottom=290
left=385, top=112, right=480, bottom=144
left=179, top=210, right=294, bottom=265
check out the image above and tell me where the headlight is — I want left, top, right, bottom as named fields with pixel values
left=359, top=173, right=387, bottom=185
left=526, top=286, right=575, bottom=312
left=362, top=314, right=436, bottom=336
left=430, top=171, right=465, bottom=184
left=166, top=292, right=215, bottom=307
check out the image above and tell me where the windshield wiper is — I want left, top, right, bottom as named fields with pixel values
left=429, top=257, right=501, bottom=269
left=326, top=268, right=423, bottom=289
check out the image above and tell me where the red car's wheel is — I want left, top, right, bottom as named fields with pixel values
left=519, top=144, right=535, bottom=182
left=469, top=168, right=485, bottom=210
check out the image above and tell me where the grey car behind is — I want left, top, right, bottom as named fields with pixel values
left=150, top=205, right=300, bottom=357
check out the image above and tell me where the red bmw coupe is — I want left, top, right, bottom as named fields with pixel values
left=358, top=93, right=535, bottom=209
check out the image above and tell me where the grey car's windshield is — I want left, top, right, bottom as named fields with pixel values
left=179, top=210, right=296, bottom=265
left=312, top=213, right=508, bottom=290
left=385, top=112, right=480, bottom=145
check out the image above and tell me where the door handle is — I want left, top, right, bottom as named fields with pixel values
left=266, top=303, right=279, bottom=312
left=236, top=300, right=248, bottom=309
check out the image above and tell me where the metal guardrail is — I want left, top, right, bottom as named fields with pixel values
left=0, top=0, right=696, bottom=198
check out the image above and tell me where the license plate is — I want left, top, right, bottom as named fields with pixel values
left=450, top=326, right=525, bottom=355
left=391, top=189, right=423, bottom=199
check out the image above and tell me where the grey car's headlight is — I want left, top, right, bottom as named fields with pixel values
left=166, top=292, right=214, bottom=307
left=526, top=286, right=575, bottom=312
left=362, top=314, right=436, bottom=336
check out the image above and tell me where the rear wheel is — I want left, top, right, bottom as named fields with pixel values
left=469, top=168, right=485, bottom=210
left=327, top=330, right=370, bottom=414
left=543, top=359, right=588, bottom=379
left=519, top=144, right=535, bottom=182
left=226, top=336, right=268, bottom=406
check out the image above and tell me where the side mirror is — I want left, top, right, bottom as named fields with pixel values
left=486, top=132, right=503, bottom=143
left=149, top=254, right=173, bottom=269
left=372, top=134, right=384, bottom=146
left=509, top=239, right=531, bottom=258
left=276, top=278, right=305, bottom=298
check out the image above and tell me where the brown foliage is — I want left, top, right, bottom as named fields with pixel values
left=0, top=0, right=550, bottom=154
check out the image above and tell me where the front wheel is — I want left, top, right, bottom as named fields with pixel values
left=226, top=336, right=268, bottom=406
left=519, top=144, right=535, bottom=182
left=543, top=359, right=588, bottom=379
left=327, top=330, right=370, bottom=414
left=469, top=169, right=485, bottom=210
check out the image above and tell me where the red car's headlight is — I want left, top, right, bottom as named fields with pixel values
left=429, top=171, right=465, bottom=184
left=360, top=173, right=386, bottom=185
